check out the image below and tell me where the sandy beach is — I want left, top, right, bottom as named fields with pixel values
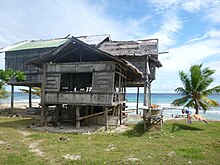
left=0, top=101, right=40, bottom=110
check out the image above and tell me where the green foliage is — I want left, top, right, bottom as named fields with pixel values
left=0, top=69, right=26, bottom=99
left=0, top=87, right=9, bottom=99
left=0, top=69, right=26, bottom=88
left=172, top=64, right=220, bottom=114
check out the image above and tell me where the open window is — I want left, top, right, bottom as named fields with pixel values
left=60, top=73, right=92, bottom=92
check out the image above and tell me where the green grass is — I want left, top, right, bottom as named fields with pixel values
left=0, top=117, right=219, bottom=165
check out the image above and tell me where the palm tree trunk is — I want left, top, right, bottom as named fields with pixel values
left=194, top=99, right=199, bottom=114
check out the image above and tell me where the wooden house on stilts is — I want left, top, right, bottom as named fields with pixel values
left=0, top=34, right=162, bottom=130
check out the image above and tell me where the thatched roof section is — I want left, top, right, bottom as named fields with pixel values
left=98, top=39, right=158, bottom=56
left=98, top=39, right=162, bottom=68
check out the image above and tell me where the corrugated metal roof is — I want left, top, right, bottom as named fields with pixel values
left=77, top=34, right=110, bottom=46
left=11, top=39, right=67, bottom=51
left=0, top=34, right=110, bottom=52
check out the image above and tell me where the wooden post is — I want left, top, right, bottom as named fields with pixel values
left=10, top=85, right=14, bottom=113
left=41, top=64, right=46, bottom=127
left=41, top=104, right=44, bottom=127
left=104, top=107, right=108, bottom=131
left=119, top=104, right=122, bottom=125
left=143, top=85, right=147, bottom=130
left=147, top=83, right=151, bottom=124
left=44, top=105, right=48, bottom=127
left=55, top=104, right=61, bottom=125
left=143, top=55, right=151, bottom=130
left=136, top=87, right=139, bottom=115
left=85, top=106, right=89, bottom=126
left=114, top=106, right=119, bottom=127
left=29, top=86, right=32, bottom=108
left=76, top=106, right=80, bottom=129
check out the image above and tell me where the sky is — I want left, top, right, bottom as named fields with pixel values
left=0, top=0, right=220, bottom=93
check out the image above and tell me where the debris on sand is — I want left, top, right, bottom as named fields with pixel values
left=59, top=137, right=70, bottom=141
left=167, top=151, right=176, bottom=157
left=29, top=141, right=44, bottom=157
left=63, top=154, right=81, bottom=160
left=124, top=155, right=139, bottom=162
left=0, top=140, right=7, bottom=145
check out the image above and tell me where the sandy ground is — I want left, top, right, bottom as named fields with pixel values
left=0, top=102, right=40, bottom=110
left=0, top=102, right=185, bottom=134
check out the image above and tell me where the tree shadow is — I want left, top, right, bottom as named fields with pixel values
left=171, top=123, right=203, bottom=133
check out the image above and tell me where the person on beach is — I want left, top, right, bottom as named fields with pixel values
left=182, top=109, right=208, bottom=124
left=182, top=109, right=192, bottom=124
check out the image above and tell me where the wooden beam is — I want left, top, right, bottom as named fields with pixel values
left=44, top=105, right=48, bottom=127
left=85, top=106, right=89, bottom=126
left=41, top=64, right=46, bottom=127
left=41, top=105, right=44, bottom=127
left=143, top=55, right=151, bottom=131
left=119, top=105, right=122, bottom=125
left=29, top=86, right=32, bottom=108
left=104, top=107, right=108, bottom=131
left=10, top=85, right=14, bottom=113
left=76, top=106, right=80, bottom=129
left=55, top=104, right=61, bottom=125
left=77, top=108, right=112, bottom=121
left=52, top=47, right=79, bottom=62
left=136, top=87, right=139, bottom=115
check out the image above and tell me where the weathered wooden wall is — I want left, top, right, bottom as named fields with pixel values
left=44, top=61, right=125, bottom=106
left=5, top=48, right=53, bottom=83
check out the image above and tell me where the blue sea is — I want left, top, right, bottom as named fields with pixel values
left=0, top=92, right=220, bottom=121
left=126, top=93, right=220, bottom=121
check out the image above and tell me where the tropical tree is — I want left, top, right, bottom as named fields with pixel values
left=0, top=69, right=26, bottom=99
left=172, top=64, right=220, bottom=114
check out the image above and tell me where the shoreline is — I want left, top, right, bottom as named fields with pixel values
left=0, top=101, right=219, bottom=121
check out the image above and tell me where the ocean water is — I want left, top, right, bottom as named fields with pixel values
left=0, top=92, right=41, bottom=103
left=126, top=93, right=220, bottom=121
left=0, top=92, right=220, bottom=121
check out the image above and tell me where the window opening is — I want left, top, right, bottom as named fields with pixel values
left=60, top=73, right=92, bottom=92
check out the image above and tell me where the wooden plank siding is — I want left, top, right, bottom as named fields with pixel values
left=5, top=47, right=55, bottom=85
left=43, top=61, right=125, bottom=106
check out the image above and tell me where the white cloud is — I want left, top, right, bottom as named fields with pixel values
left=181, top=0, right=220, bottom=24
left=161, top=35, right=220, bottom=72
left=181, top=0, right=209, bottom=12
left=206, top=5, right=220, bottom=24
left=146, top=11, right=182, bottom=49
left=153, top=29, right=220, bottom=92
left=149, top=0, right=180, bottom=11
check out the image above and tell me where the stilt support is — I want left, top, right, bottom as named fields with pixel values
left=136, top=87, right=139, bottom=115
left=76, top=106, right=80, bottom=129
left=10, top=85, right=14, bottom=113
left=104, top=107, right=108, bottom=131
left=29, top=86, right=32, bottom=108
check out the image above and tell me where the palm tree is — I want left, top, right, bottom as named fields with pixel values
left=172, top=64, right=220, bottom=114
